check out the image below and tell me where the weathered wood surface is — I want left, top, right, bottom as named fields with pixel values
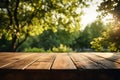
left=1, top=52, right=120, bottom=69
left=0, top=52, right=120, bottom=80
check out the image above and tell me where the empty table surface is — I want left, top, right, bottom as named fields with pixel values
left=0, top=52, right=120, bottom=69
left=1, top=52, right=120, bottom=80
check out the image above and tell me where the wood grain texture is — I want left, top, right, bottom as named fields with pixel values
left=1, top=53, right=120, bottom=80
left=0, top=53, right=32, bottom=68
left=0, top=53, right=120, bottom=70
left=93, top=53, right=120, bottom=63
left=1, top=53, right=41, bottom=69
left=69, top=53, right=106, bottom=69
left=26, top=54, right=56, bottom=69
left=52, top=53, right=76, bottom=69
left=82, top=53, right=120, bottom=69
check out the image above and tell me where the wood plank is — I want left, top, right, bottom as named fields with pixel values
left=0, top=53, right=120, bottom=70
left=93, top=53, right=120, bottom=63
left=26, top=54, right=56, bottom=69
left=0, top=53, right=21, bottom=59
left=82, top=53, right=120, bottom=69
left=52, top=53, right=76, bottom=69
left=69, top=53, right=106, bottom=69
left=0, top=53, right=33, bottom=68
left=1, top=53, right=41, bottom=69
left=0, top=53, right=35, bottom=59
left=37, top=53, right=56, bottom=62
left=0, top=53, right=30, bottom=58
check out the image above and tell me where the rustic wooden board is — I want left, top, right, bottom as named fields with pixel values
left=1, top=53, right=120, bottom=80
left=0, top=53, right=120, bottom=70
left=0, top=53, right=30, bottom=59
left=36, top=53, right=56, bottom=62
left=52, top=53, right=76, bottom=69
left=1, top=53, right=41, bottom=69
left=69, top=53, right=106, bottom=69
left=0, top=53, right=33, bottom=68
left=93, top=53, right=120, bottom=64
left=26, top=54, right=56, bottom=69
left=82, top=53, right=120, bottom=69
left=0, top=53, right=20, bottom=59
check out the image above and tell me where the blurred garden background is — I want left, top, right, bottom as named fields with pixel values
left=0, top=0, right=120, bottom=52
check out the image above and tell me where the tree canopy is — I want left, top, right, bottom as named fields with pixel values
left=98, top=0, right=120, bottom=21
left=71, top=19, right=106, bottom=51
left=91, top=0, right=120, bottom=52
left=1, top=0, right=120, bottom=52
left=0, top=0, right=90, bottom=51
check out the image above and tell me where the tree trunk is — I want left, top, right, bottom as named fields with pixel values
left=11, top=34, right=17, bottom=52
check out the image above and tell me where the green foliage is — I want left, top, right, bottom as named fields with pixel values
left=0, top=34, right=11, bottom=51
left=19, top=27, right=80, bottom=52
left=71, top=19, right=106, bottom=51
left=107, top=42, right=118, bottom=52
left=98, top=0, right=120, bottom=20
left=90, top=37, right=106, bottom=51
left=92, top=1, right=120, bottom=52
left=0, top=0, right=89, bottom=51
left=24, top=47, right=45, bottom=52
left=52, top=44, right=72, bottom=52
left=23, top=44, right=73, bottom=53
left=90, top=24, right=120, bottom=52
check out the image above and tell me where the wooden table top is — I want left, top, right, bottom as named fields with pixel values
left=0, top=52, right=120, bottom=70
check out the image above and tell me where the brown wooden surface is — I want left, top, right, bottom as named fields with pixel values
left=26, top=53, right=56, bottom=69
left=52, top=53, right=76, bottom=69
left=69, top=53, right=106, bottom=69
left=0, top=52, right=120, bottom=69
left=0, top=52, right=120, bottom=80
